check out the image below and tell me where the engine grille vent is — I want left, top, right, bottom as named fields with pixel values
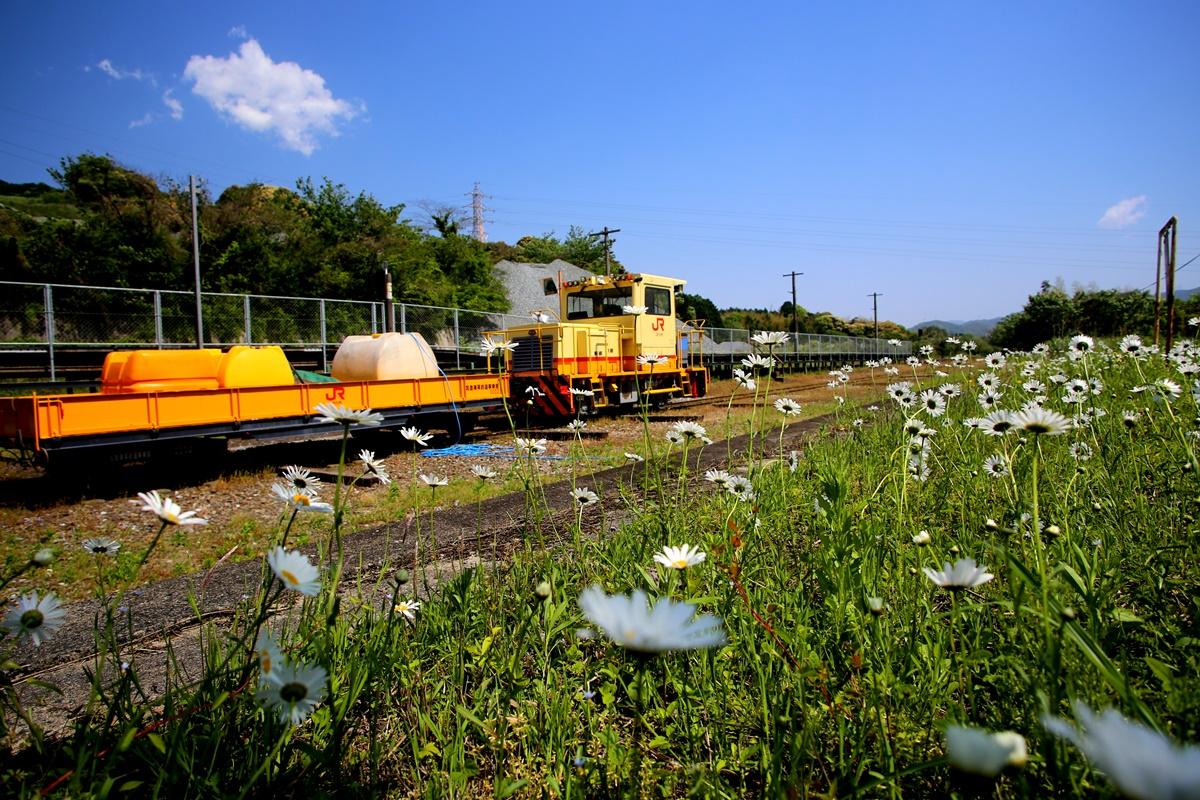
left=510, top=334, right=554, bottom=372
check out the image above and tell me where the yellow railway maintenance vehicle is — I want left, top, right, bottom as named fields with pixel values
left=489, top=271, right=709, bottom=417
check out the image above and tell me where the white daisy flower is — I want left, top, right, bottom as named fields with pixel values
left=254, top=631, right=284, bottom=683
left=977, top=390, right=1003, bottom=410
left=984, top=352, right=1007, bottom=368
left=400, top=426, right=433, bottom=447
left=1069, top=442, right=1093, bottom=461
left=977, top=372, right=1001, bottom=390
left=939, top=383, right=961, bottom=398
left=393, top=598, right=421, bottom=621
left=1155, top=378, right=1183, bottom=400
left=577, top=586, right=726, bottom=652
left=271, top=483, right=333, bottom=513
left=751, top=331, right=790, bottom=346
left=622, top=304, right=647, bottom=315
left=919, top=389, right=946, bottom=418
left=774, top=397, right=802, bottom=416
left=670, top=420, right=708, bottom=440
left=653, top=544, right=707, bottom=570
left=946, top=725, right=1027, bottom=776
left=665, top=430, right=685, bottom=445
left=624, top=452, right=644, bottom=463
left=732, top=368, right=756, bottom=391
left=980, top=410, right=1015, bottom=436
left=726, top=476, right=755, bottom=502
left=267, top=547, right=321, bottom=596
left=636, top=354, right=669, bottom=366
left=923, top=557, right=994, bottom=590
left=419, top=473, right=449, bottom=488
left=912, top=530, right=931, bottom=545
left=1043, top=703, right=1200, bottom=800
left=3, top=591, right=66, bottom=647
left=282, top=466, right=321, bottom=492
left=741, top=354, right=775, bottom=370
left=471, top=465, right=498, bottom=480
left=83, top=537, right=121, bottom=556
left=571, top=487, right=599, bottom=506
left=569, top=387, right=595, bottom=397
left=480, top=337, right=517, bottom=355
left=358, top=450, right=391, bottom=484
left=566, top=419, right=587, bottom=432
left=1118, top=334, right=1144, bottom=355
left=1010, top=407, right=1073, bottom=436
left=257, top=661, right=328, bottom=726
left=1068, top=334, right=1094, bottom=354
left=704, top=468, right=733, bottom=486
left=514, top=437, right=547, bottom=455
left=135, top=490, right=207, bottom=526
left=314, top=402, right=383, bottom=427
left=1022, top=379, right=1046, bottom=394
left=982, top=454, right=1009, bottom=477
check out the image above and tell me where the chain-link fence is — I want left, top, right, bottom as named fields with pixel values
left=0, top=281, right=912, bottom=379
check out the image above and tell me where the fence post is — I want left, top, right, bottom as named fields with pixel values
left=371, top=303, right=377, bottom=334
left=319, top=299, right=328, bottom=372
left=400, top=304, right=407, bottom=334
left=454, top=309, right=460, bottom=370
left=244, top=295, right=252, bottom=344
left=153, top=290, right=163, bottom=348
left=44, top=284, right=55, bottom=381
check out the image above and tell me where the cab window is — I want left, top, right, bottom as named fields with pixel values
left=566, top=287, right=634, bottom=319
left=645, top=286, right=672, bottom=316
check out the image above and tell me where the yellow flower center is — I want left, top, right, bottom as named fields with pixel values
left=294, top=494, right=311, bottom=506
left=672, top=559, right=689, bottom=569
left=281, top=569, right=299, bottom=585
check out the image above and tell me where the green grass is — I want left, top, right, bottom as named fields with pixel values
left=2, top=347, right=1198, bottom=797
left=0, top=194, right=84, bottom=221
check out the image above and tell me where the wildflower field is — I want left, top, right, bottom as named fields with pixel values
left=2, top=335, right=1199, bottom=798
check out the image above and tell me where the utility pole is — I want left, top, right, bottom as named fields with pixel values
left=782, top=271, right=803, bottom=341
left=588, top=227, right=621, bottom=275
left=873, top=292, right=883, bottom=357
left=189, top=175, right=204, bottom=348
left=1155, top=217, right=1178, bottom=349
left=467, top=182, right=490, bottom=242
left=382, top=261, right=394, bottom=333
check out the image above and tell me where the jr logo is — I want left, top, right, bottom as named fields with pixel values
left=651, top=317, right=665, bottom=331
left=323, top=386, right=346, bottom=401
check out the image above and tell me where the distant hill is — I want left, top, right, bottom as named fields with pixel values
left=911, top=316, right=1006, bottom=337
left=1176, top=287, right=1199, bottom=301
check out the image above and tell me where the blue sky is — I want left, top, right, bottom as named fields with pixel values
left=2, top=2, right=1197, bottom=327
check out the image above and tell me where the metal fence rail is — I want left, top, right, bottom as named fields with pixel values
left=0, top=281, right=911, bottom=379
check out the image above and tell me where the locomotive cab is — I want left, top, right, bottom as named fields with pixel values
left=490, top=272, right=708, bottom=417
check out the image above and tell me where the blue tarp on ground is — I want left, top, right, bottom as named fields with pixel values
left=420, top=443, right=565, bottom=460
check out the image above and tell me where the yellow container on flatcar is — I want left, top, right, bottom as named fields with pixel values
left=99, top=352, right=132, bottom=386
left=217, top=346, right=294, bottom=388
left=103, top=349, right=223, bottom=393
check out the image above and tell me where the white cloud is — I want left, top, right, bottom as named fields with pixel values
left=183, top=39, right=361, bottom=156
left=129, top=112, right=154, bottom=129
left=96, top=58, right=154, bottom=85
left=162, top=89, right=183, bottom=120
left=228, top=25, right=248, bottom=39
left=1098, top=195, right=1147, bottom=229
